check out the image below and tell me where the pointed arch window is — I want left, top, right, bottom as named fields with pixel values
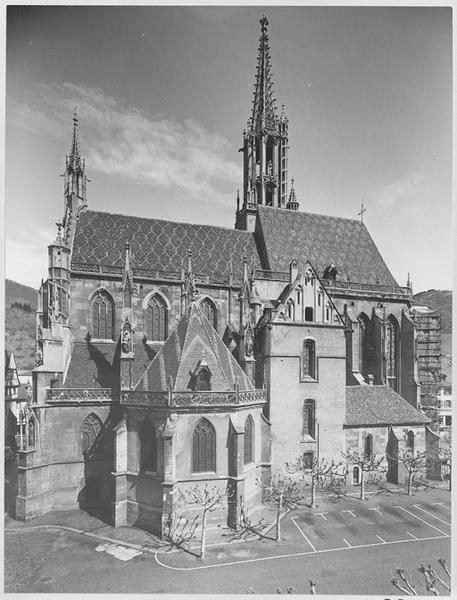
left=386, top=316, right=399, bottom=391
left=192, top=418, right=216, bottom=473
left=244, top=415, right=254, bottom=465
left=303, top=339, right=316, bottom=379
left=140, top=419, right=157, bottom=472
left=364, top=434, right=373, bottom=459
left=146, top=294, right=168, bottom=341
left=287, top=300, right=295, bottom=320
left=200, top=297, right=218, bottom=330
left=358, top=313, right=370, bottom=376
left=303, top=399, right=316, bottom=439
left=91, top=290, right=114, bottom=340
left=81, top=413, right=103, bottom=454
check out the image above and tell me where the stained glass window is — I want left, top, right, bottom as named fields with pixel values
left=146, top=294, right=168, bottom=341
left=192, top=418, right=216, bottom=473
left=92, top=290, right=114, bottom=340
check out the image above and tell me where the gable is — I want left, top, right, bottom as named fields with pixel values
left=273, top=262, right=344, bottom=325
left=136, top=303, right=254, bottom=393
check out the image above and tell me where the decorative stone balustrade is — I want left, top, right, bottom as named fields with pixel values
left=46, top=388, right=112, bottom=402
left=121, top=389, right=266, bottom=408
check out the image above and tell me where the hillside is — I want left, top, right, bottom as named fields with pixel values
left=413, top=289, right=452, bottom=334
left=5, top=280, right=38, bottom=371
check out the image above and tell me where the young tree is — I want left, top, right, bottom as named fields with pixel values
left=178, top=483, right=228, bottom=557
left=163, top=512, right=199, bottom=553
left=341, top=450, right=385, bottom=500
left=439, top=440, right=452, bottom=492
left=286, top=455, right=337, bottom=508
left=394, top=449, right=427, bottom=496
left=258, top=474, right=303, bottom=542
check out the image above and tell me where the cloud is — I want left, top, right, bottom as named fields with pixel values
left=11, top=83, right=239, bottom=204
left=369, top=172, right=425, bottom=207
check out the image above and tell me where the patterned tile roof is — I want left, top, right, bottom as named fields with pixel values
left=63, top=341, right=157, bottom=391
left=345, top=385, right=430, bottom=427
left=256, top=206, right=399, bottom=287
left=72, top=210, right=261, bottom=280
left=136, top=303, right=254, bottom=393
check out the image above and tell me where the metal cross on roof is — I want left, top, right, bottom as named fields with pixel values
left=358, top=199, right=366, bottom=223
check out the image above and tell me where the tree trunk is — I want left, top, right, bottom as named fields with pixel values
left=407, top=471, right=413, bottom=496
left=360, top=468, right=365, bottom=500
left=310, top=476, right=316, bottom=508
left=275, top=494, right=283, bottom=542
left=449, top=464, right=452, bottom=492
left=200, top=510, right=207, bottom=557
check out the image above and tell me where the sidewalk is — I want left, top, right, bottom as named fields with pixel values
left=4, top=502, right=280, bottom=556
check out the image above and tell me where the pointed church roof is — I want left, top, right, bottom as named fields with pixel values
left=71, top=210, right=261, bottom=282
left=250, top=15, right=279, bottom=135
left=345, top=385, right=430, bottom=427
left=255, top=205, right=400, bottom=288
left=135, top=303, right=254, bottom=392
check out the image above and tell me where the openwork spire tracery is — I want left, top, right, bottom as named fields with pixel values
left=251, top=15, right=278, bottom=136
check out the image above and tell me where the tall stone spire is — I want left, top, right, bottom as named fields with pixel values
left=251, top=14, right=278, bottom=136
left=236, top=15, right=290, bottom=232
left=62, top=110, right=88, bottom=249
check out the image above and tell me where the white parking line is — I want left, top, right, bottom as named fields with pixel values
left=341, top=510, right=357, bottom=518
left=154, top=534, right=450, bottom=571
left=290, top=517, right=317, bottom=553
left=368, top=508, right=383, bottom=515
left=406, top=531, right=417, bottom=540
left=315, top=512, right=328, bottom=520
left=375, top=535, right=386, bottom=543
left=342, top=538, right=351, bottom=547
left=395, top=506, right=448, bottom=536
left=432, top=502, right=450, bottom=509
left=414, top=505, right=451, bottom=526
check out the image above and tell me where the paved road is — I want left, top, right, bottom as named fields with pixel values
left=5, top=489, right=451, bottom=595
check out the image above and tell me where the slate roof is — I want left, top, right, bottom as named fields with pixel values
left=63, top=341, right=157, bottom=391
left=256, top=206, right=399, bottom=287
left=345, top=385, right=430, bottom=427
left=72, top=210, right=261, bottom=280
left=136, top=303, right=254, bottom=393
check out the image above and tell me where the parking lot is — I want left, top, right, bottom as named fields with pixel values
left=287, top=498, right=450, bottom=554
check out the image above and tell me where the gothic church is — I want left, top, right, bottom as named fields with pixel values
left=17, top=16, right=433, bottom=534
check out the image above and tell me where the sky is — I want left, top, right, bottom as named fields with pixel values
left=4, top=5, right=453, bottom=292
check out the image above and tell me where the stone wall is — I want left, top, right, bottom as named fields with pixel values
left=266, top=321, right=347, bottom=470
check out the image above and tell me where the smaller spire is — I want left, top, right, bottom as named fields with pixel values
left=70, top=108, right=80, bottom=162
left=286, top=177, right=300, bottom=211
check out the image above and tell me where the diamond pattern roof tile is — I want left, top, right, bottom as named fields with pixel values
left=72, top=210, right=261, bottom=280
left=256, top=206, right=399, bottom=287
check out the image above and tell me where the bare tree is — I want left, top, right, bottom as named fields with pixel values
left=391, top=559, right=451, bottom=596
left=286, top=456, right=337, bottom=508
left=178, top=483, right=228, bottom=557
left=341, top=450, right=385, bottom=500
left=393, top=449, right=427, bottom=496
left=258, top=474, right=303, bottom=542
left=163, top=512, right=199, bottom=553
